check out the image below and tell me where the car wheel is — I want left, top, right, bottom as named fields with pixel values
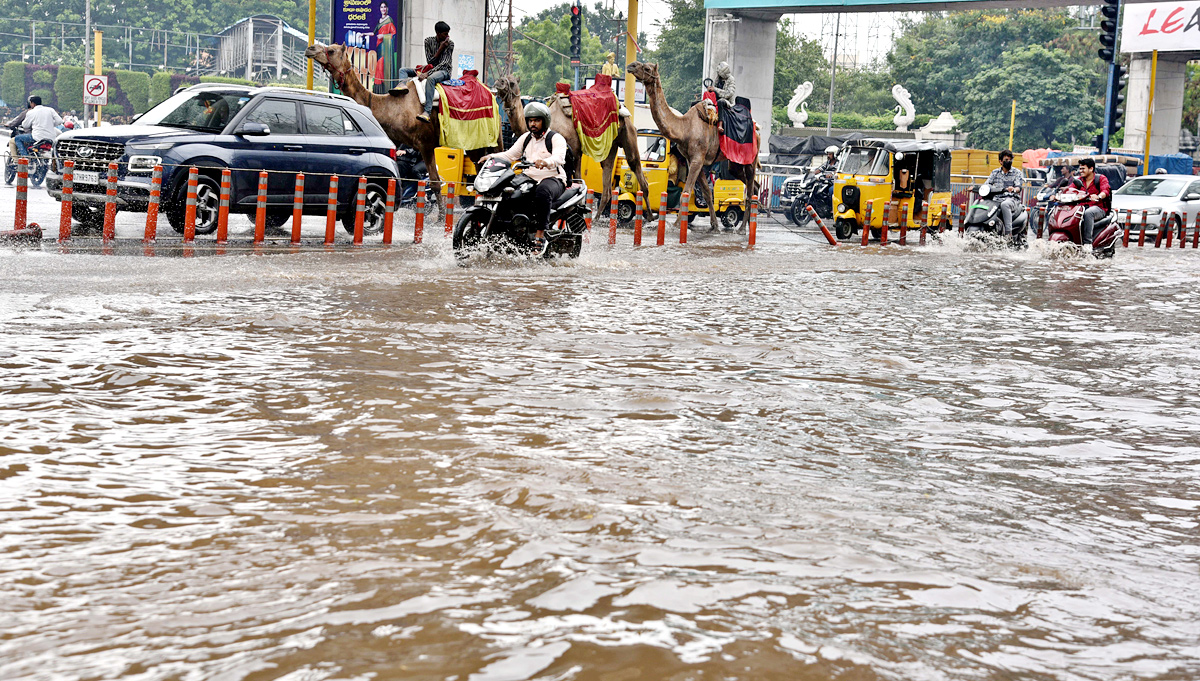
left=341, top=182, right=389, bottom=235
left=263, top=211, right=291, bottom=232
left=720, top=206, right=743, bottom=232
left=72, top=203, right=105, bottom=233
left=167, top=173, right=221, bottom=235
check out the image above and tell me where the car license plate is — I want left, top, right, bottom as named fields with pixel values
left=73, top=170, right=99, bottom=186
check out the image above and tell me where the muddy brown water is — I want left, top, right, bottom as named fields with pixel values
left=1, top=234, right=1198, bottom=681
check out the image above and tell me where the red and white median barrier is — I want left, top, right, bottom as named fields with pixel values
left=254, top=170, right=268, bottom=244
left=325, top=175, right=339, bottom=245
left=806, top=204, right=839, bottom=246
left=383, top=179, right=396, bottom=245
left=657, top=191, right=667, bottom=246
left=608, top=188, right=618, bottom=246
left=634, top=190, right=643, bottom=246
left=748, top=198, right=758, bottom=248
left=144, top=165, right=162, bottom=243
left=291, top=173, right=304, bottom=244
left=445, top=181, right=455, bottom=237
left=59, top=160, right=74, bottom=242
left=414, top=180, right=426, bottom=243
left=353, top=176, right=367, bottom=245
left=103, top=162, right=119, bottom=242
left=680, top=192, right=689, bottom=244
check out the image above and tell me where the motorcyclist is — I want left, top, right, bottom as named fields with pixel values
left=817, top=145, right=838, bottom=174
left=1077, top=157, right=1111, bottom=245
left=984, top=149, right=1024, bottom=236
left=5, top=97, right=34, bottom=171
left=479, top=101, right=566, bottom=249
left=11, top=95, right=61, bottom=160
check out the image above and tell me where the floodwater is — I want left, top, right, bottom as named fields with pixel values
left=2, top=230, right=1199, bottom=681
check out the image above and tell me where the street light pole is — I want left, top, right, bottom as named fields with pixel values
left=84, top=0, right=91, bottom=126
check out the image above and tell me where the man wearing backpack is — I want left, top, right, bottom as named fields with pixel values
left=479, top=102, right=566, bottom=249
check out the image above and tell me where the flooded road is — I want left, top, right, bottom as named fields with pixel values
left=1, top=235, right=1199, bottom=680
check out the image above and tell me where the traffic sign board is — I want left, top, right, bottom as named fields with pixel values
left=83, top=75, right=108, bottom=106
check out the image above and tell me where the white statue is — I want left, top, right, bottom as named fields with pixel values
left=786, top=81, right=813, bottom=128
left=892, top=84, right=915, bottom=132
left=921, top=111, right=958, bottom=134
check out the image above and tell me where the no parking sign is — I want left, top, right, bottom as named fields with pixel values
left=83, top=75, right=108, bottom=106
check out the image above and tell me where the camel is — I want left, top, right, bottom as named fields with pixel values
left=493, top=74, right=654, bottom=220
left=627, top=62, right=759, bottom=231
left=304, top=43, right=499, bottom=208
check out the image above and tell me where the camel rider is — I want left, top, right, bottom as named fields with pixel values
left=707, top=62, right=736, bottom=108
left=399, top=21, right=454, bottom=122
left=480, top=102, right=567, bottom=249
left=601, top=52, right=620, bottom=78
left=984, top=149, right=1024, bottom=236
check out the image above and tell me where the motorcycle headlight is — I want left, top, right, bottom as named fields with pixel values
left=473, top=174, right=496, bottom=193
left=127, top=155, right=162, bottom=173
left=837, top=204, right=847, bottom=213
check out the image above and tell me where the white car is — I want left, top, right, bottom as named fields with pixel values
left=1113, top=174, right=1200, bottom=235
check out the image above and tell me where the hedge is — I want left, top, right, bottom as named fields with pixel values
left=3, top=62, right=25, bottom=105
left=29, top=88, right=53, bottom=105
left=55, top=66, right=84, bottom=113
left=32, top=69, right=53, bottom=84
left=150, top=71, right=173, bottom=105
left=114, top=70, right=150, bottom=113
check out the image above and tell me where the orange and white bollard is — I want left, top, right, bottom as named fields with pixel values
left=862, top=200, right=874, bottom=246
left=1037, top=206, right=1046, bottom=239
left=1137, top=209, right=1147, bottom=247
left=633, top=190, right=643, bottom=246
left=748, top=198, right=758, bottom=248
left=1122, top=211, right=1131, bottom=248
left=585, top=190, right=594, bottom=231
left=919, top=207, right=927, bottom=246
left=680, top=192, right=689, bottom=244
left=291, top=173, right=304, bottom=244
left=215, top=168, right=231, bottom=244
left=12, top=158, right=28, bottom=230
left=1162, top=213, right=1173, bottom=248
left=353, top=176, right=367, bottom=245
left=325, top=175, right=339, bottom=245
left=445, top=181, right=455, bottom=237
left=807, top=205, right=839, bottom=245
left=59, top=160, right=74, bottom=242
left=383, top=178, right=396, bottom=245
left=881, top=200, right=893, bottom=245
left=657, top=191, right=667, bottom=246
left=958, top=203, right=966, bottom=236
left=608, top=189, right=618, bottom=245
left=1179, top=211, right=1187, bottom=249
left=143, top=165, right=162, bottom=243
left=898, top=201, right=908, bottom=246
left=1194, top=212, right=1200, bottom=249
left=103, top=162, right=119, bottom=241
left=414, top=180, right=426, bottom=243
left=254, top=171, right=268, bottom=243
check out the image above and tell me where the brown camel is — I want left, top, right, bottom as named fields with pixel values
left=627, top=62, right=759, bottom=231
left=304, top=43, right=499, bottom=208
left=493, top=75, right=654, bottom=220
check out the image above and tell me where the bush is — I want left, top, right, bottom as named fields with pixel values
left=113, top=70, right=150, bottom=113
left=55, top=66, right=85, bottom=113
left=150, top=71, right=173, bottom=105
left=32, top=69, right=53, bottom=84
left=2, top=62, right=26, bottom=105
left=102, top=104, right=125, bottom=116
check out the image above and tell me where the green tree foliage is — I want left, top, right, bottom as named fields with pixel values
left=773, top=20, right=827, bottom=110
left=507, top=2, right=646, bottom=74
left=4, top=62, right=28, bottom=105
left=512, top=15, right=603, bottom=96
left=960, top=45, right=1100, bottom=151
left=55, top=65, right=84, bottom=112
left=646, top=0, right=705, bottom=111
left=1184, top=63, right=1200, bottom=133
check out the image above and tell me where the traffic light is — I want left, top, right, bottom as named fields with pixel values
left=570, top=2, right=582, bottom=66
left=1108, top=62, right=1128, bottom=136
left=1098, top=0, right=1120, bottom=62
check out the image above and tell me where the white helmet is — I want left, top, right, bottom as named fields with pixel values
left=825, top=145, right=838, bottom=155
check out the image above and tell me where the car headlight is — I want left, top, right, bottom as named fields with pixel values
left=837, top=204, right=847, bottom=213
left=127, top=155, right=162, bottom=173
left=1146, top=208, right=1162, bottom=215
left=129, top=143, right=173, bottom=152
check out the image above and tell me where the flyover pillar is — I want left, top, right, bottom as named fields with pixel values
left=1123, top=51, right=1191, bottom=157
left=704, top=10, right=781, bottom=152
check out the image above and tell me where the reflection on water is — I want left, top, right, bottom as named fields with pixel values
left=1, top=236, right=1199, bottom=680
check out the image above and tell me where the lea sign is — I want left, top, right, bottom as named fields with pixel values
left=83, top=74, right=109, bottom=106
left=1123, top=1, right=1200, bottom=52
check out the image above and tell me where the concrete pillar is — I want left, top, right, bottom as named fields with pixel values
left=1124, top=51, right=1190, bottom=156
left=704, top=10, right=780, bottom=152
left=276, top=20, right=284, bottom=81
left=246, top=18, right=254, bottom=81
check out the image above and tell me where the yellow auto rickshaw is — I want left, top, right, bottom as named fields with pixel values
left=580, top=129, right=747, bottom=231
left=831, top=139, right=953, bottom=240
left=435, top=147, right=479, bottom=199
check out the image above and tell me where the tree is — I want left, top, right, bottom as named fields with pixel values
left=960, top=45, right=1100, bottom=151
left=773, top=19, right=828, bottom=110
left=512, top=15, right=604, bottom=95
left=645, top=0, right=705, bottom=111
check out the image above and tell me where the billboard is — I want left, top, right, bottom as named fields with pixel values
left=1123, top=1, right=1200, bottom=53
left=331, top=0, right=403, bottom=93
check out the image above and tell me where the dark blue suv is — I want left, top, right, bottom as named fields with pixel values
left=47, top=84, right=399, bottom=236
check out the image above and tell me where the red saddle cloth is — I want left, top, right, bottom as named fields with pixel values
left=558, top=75, right=619, bottom=138
left=439, top=70, right=495, bottom=121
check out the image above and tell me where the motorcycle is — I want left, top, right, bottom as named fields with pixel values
left=962, top=182, right=1029, bottom=248
left=453, top=159, right=589, bottom=261
left=1046, top=185, right=1119, bottom=258
left=3, top=125, right=53, bottom=188
left=788, top=170, right=834, bottom=227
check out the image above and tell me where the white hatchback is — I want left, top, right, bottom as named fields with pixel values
left=1113, top=174, right=1200, bottom=235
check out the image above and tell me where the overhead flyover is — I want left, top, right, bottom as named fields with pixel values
left=700, top=0, right=1175, bottom=154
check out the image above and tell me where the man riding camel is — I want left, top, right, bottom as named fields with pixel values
left=707, top=62, right=736, bottom=108
left=399, top=21, right=454, bottom=122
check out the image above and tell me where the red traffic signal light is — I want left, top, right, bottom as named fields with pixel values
left=571, top=5, right=580, bottom=15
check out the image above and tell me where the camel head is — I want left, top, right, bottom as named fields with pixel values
left=627, top=62, right=659, bottom=86
left=493, top=74, right=522, bottom=103
left=305, top=43, right=349, bottom=76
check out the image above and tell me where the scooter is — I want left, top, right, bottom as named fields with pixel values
left=453, top=159, right=589, bottom=261
left=963, top=182, right=1029, bottom=248
left=788, top=171, right=834, bottom=227
left=3, top=125, right=53, bottom=187
left=1046, top=185, right=1119, bottom=258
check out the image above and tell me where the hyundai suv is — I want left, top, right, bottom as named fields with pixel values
left=47, top=84, right=399, bottom=236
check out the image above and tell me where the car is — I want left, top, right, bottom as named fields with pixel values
left=46, top=84, right=399, bottom=236
left=1112, top=174, right=1200, bottom=237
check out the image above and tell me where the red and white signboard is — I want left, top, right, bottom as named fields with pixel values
left=83, top=74, right=108, bottom=106
left=1123, top=1, right=1200, bottom=53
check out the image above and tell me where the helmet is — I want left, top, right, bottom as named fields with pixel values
left=523, top=101, right=551, bottom=125
left=824, top=145, right=838, bottom=155
left=1154, top=168, right=1168, bottom=175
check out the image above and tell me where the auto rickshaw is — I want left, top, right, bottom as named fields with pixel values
left=580, top=129, right=747, bottom=231
left=831, top=139, right=953, bottom=240
left=435, top=147, right=480, bottom=200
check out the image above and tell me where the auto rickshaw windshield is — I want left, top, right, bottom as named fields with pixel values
left=639, top=135, right=667, bottom=163
left=838, top=147, right=889, bottom=176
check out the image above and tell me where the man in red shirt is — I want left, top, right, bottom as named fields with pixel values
left=1077, top=158, right=1111, bottom=245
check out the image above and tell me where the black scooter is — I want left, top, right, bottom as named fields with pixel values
left=453, top=159, right=589, bottom=261
left=963, top=182, right=1029, bottom=249
left=788, top=171, right=834, bottom=228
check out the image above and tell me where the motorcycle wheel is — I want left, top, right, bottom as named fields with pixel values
left=789, top=201, right=812, bottom=226
left=4, top=157, right=16, bottom=185
left=834, top=218, right=856, bottom=241
left=30, top=161, right=48, bottom=187
left=452, top=211, right=487, bottom=262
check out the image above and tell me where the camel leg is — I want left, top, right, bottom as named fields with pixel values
left=597, top=147, right=618, bottom=220
left=617, top=124, right=656, bottom=219
left=419, top=144, right=443, bottom=213
left=680, top=159, right=710, bottom=233
left=689, top=156, right=719, bottom=231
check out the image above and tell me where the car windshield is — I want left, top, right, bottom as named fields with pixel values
left=838, top=147, right=888, bottom=176
left=1115, top=178, right=1186, bottom=197
left=136, top=91, right=252, bottom=132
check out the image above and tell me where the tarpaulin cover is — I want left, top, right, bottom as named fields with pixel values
left=436, top=70, right=500, bottom=151
left=568, top=75, right=621, bottom=163
left=766, top=133, right=865, bottom=167
left=719, top=96, right=756, bottom=166
left=1148, top=153, right=1193, bottom=176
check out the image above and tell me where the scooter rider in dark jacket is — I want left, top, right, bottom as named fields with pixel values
left=984, top=149, right=1024, bottom=236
